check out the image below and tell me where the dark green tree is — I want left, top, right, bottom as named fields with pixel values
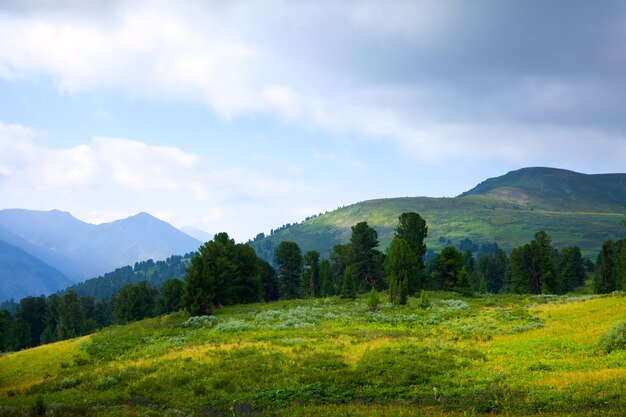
left=156, top=279, right=184, bottom=314
left=0, top=310, right=10, bottom=351
left=7, top=317, right=31, bottom=351
left=329, top=243, right=350, bottom=290
left=15, top=296, right=46, bottom=347
left=319, top=259, right=334, bottom=296
left=531, top=231, right=558, bottom=294
left=114, top=281, right=156, bottom=323
left=386, top=236, right=415, bottom=305
left=476, top=249, right=508, bottom=294
left=395, top=212, right=428, bottom=293
left=349, top=222, right=382, bottom=291
left=434, top=247, right=467, bottom=292
left=340, top=265, right=357, bottom=300
left=462, top=248, right=475, bottom=274
left=302, top=250, right=321, bottom=298
left=595, top=240, right=617, bottom=293
left=56, top=291, right=84, bottom=340
left=258, top=259, right=279, bottom=302
left=510, top=231, right=558, bottom=294
left=183, top=232, right=261, bottom=314
left=274, top=241, right=303, bottom=300
left=559, top=246, right=586, bottom=292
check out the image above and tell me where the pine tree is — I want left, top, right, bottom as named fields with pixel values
left=274, top=241, right=303, bottom=300
left=395, top=212, right=428, bottom=293
left=340, top=265, right=356, bottom=300
left=386, top=236, right=415, bottom=304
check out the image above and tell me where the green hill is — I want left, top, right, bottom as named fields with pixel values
left=0, top=291, right=624, bottom=416
left=250, top=167, right=626, bottom=261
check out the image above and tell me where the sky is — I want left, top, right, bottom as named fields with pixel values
left=0, top=0, right=625, bottom=242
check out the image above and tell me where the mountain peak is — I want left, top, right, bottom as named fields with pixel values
left=458, top=167, right=626, bottom=209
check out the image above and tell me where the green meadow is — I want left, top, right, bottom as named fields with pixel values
left=0, top=289, right=624, bottom=416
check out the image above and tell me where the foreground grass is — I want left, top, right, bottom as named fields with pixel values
left=0, top=292, right=624, bottom=416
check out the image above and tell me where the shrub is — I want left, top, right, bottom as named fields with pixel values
left=59, top=378, right=80, bottom=389
left=183, top=315, right=218, bottom=328
left=367, top=288, right=382, bottom=312
left=438, top=299, right=469, bottom=310
left=597, top=322, right=626, bottom=353
left=93, top=376, right=118, bottom=390
left=215, top=319, right=254, bottom=333
left=418, top=290, right=431, bottom=309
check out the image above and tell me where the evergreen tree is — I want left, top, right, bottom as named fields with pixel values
left=274, top=241, right=303, bottom=300
left=349, top=222, right=382, bottom=291
left=329, top=243, right=350, bottom=290
left=559, top=246, right=585, bottom=292
left=0, top=310, right=10, bottom=351
left=476, top=249, right=508, bottom=294
left=386, top=236, right=415, bottom=305
left=302, top=250, right=321, bottom=298
left=183, top=232, right=262, bottom=314
left=319, top=259, right=334, bottom=296
left=183, top=245, right=215, bottom=316
left=340, top=265, right=357, bottom=300
left=56, top=291, right=84, bottom=340
left=395, top=212, right=428, bottom=293
left=433, top=247, right=466, bottom=292
left=510, top=244, right=534, bottom=294
left=531, top=231, right=558, bottom=294
left=156, top=279, right=184, bottom=314
left=15, top=296, right=46, bottom=347
left=595, top=240, right=617, bottom=293
left=462, top=248, right=475, bottom=274
left=7, top=317, right=31, bottom=351
left=258, top=259, right=279, bottom=302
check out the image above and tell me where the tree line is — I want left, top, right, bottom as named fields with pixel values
left=1, top=211, right=623, bottom=352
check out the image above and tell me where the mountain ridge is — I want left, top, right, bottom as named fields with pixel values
left=249, top=167, right=626, bottom=263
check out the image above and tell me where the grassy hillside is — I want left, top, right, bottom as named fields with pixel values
left=0, top=290, right=624, bottom=416
left=250, top=168, right=626, bottom=261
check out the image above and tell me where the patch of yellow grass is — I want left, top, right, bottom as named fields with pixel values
left=538, top=368, right=626, bottom=389
left=0, top=336, right=88, bottom=394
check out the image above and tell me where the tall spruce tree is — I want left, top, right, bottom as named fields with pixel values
left=386, top=236, right=415, bottom=305
left=302, top=250, right=321, bottom=298
left=349, top=222, right=382, bottom=291
left=274, top=241, right=303, bottom=300
left=340, top=265, right=357, bottom=300
left=595, top=240, right=617, bottom=293
left=395, top=212, right=428, bottom=293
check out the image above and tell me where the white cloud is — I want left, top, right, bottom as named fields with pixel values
left=0, top=121, right=327, bottom=240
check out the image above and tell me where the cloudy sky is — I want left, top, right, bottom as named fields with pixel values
left=1, top=0, right=625, bottom=241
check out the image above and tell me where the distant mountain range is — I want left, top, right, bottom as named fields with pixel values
left=0, top=210, right=202, bottom=301
left=249, top=167, right=626, bottom=263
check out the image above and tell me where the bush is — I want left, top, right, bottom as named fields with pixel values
left=418, top=290, right=431, bottom=309
left=215, top=319, right=254, bottom=333
left=183, top=315, right=218, bottom=328
left=59, top=378, right=80, bottom=389
left=367, top=288, right=382, bottom=312
left=438, top=299, right=469, bottom=310
left=93, top=376, right=118, bottom=390
left=597, top=322, right=626, bottom=353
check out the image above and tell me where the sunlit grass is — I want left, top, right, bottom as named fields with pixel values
left=0, top=292, right=624, bottom=416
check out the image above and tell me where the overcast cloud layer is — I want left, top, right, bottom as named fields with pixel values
left=0, top=1, right=625, bottom=240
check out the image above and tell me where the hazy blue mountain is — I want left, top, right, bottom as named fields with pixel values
left=0, top=210, right=202, bottom=282
left=180, top=226, right=214, bottom=244
left=0, top=239, right=73, bottom=302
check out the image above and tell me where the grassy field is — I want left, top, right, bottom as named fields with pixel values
left=0, top=289, right=624, bottom=416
